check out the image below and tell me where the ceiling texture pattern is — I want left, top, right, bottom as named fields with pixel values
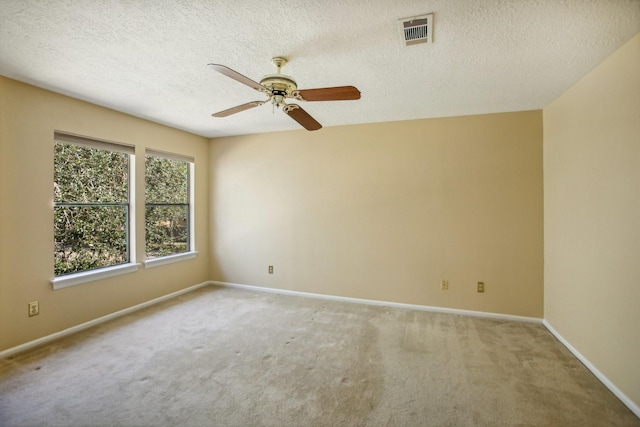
left=1, top=0, right=639, bottom=137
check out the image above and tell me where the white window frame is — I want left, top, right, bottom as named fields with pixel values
left=51, top=132, right=139, bottom=290
left=143, top=149, right=196, bottom=269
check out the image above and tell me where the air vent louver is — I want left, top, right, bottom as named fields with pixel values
left=399, top=14, right=433, bottom=47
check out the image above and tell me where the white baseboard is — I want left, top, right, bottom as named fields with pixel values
left=0, top=281, right=211, bottom=360
left=208, top=281, right=543, bottom=324
left=543, top=320, right=640, bottom=419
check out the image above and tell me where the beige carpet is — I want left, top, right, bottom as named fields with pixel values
left=0, top=285, right=638, bottom=426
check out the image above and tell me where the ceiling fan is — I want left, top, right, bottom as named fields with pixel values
left=208, top=57, right=361, bottom=131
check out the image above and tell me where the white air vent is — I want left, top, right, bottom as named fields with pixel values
left=399, top=14, right=433, bottom=47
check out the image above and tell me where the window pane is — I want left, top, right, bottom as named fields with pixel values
left=145, top=156, right=188, bottom=204
left=145, top=153, right=191, bottom=260
left=54, top=143, right=128, bottom=203
left=145, top=205, right=188, bottom=259
left=54, top=206, right=128, bottom=276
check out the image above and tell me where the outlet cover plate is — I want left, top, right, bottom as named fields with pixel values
left=28, top=301, right=39, bottom=317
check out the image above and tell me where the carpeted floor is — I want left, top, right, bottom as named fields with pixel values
left=0, top=285, right=638, bottom=426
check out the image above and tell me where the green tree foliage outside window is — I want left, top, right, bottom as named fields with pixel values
left=54, top=143, right=129, bottom=276
left=145, top=155, right=190, bottom=259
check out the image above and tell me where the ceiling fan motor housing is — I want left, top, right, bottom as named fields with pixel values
left=260, top=56, right=297, bottom=96
left=259, top=74, right=297, bottom=95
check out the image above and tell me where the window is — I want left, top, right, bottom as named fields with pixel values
left=52, top=134, right=195, bottom=287
left=53, top=133, right=134, bottom=277
left=145, top=150, right=194, bottom=261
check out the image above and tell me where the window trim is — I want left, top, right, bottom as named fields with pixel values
left=145, top=148, right=193, bottom=163
left=144, top=251, right=198, bottom=269
left=54, top=131, right=135, bottom=154
left=51, top=263, right=141, bottom=290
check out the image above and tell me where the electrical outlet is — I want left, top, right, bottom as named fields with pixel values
left=268, top=265, right=273, bottom=274
left=28, top=301, right=39, bottom=317
left=441, top=280, right=448, bottom=290
left=477, top=282, right=485, bottom=293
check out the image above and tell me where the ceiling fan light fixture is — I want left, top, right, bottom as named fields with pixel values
left=272, top=94, right=285, bottom=106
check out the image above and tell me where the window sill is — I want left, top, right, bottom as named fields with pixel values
left=52, top=263, right=140, bottom=290
left=144, top=251, right=198, bottom=269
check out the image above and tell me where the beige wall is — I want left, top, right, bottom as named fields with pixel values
left=0, top=77, right=210, bottom=352
left=210, top=111, right=543, bottom=317
left=544, top=33, right=640, bottom=407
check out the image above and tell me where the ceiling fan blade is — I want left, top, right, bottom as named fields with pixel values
left=212, top=101, right=265, bottom=117
left=208, top=64, right=270, bottom=93
left=283, top=104, right=322, bottom=131
left=294, top=86, right=361, bottom=101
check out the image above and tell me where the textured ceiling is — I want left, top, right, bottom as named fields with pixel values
left=1, top=1, right=639, bottom=138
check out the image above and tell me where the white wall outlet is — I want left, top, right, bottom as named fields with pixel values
left=28, top=301, right=39, bottom=317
